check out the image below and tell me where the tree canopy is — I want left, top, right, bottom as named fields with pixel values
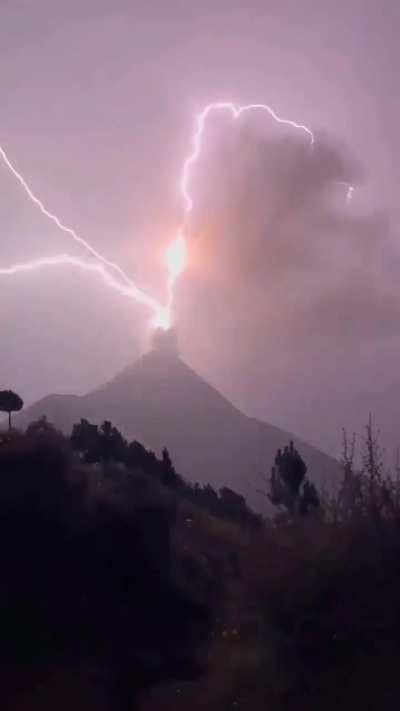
left=268, top=441, right=320, bottom=517
left=0, top=390, right=23, bottom=430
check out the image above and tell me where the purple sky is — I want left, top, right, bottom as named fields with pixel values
left=1, top=0, right=400, bottom=460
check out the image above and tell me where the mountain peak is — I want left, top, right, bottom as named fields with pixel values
left=151, top=328, right=180, bottom=360
left=14, top=343, right=340, bottom=512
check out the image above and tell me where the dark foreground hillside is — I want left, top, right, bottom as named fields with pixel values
left=1, top=419, right=400, bottom=710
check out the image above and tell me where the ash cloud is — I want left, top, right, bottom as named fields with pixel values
left=174, top=126, right=399, bottom=456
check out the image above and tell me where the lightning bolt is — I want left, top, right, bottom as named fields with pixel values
left=1, top=99, right=347, bottom=333
left=335, top=180, right=355, bottom=203
left=0, top=146, right=163, bottom=315
left=0, top=253, right=163, bottom=311
left=180, top=102, right=314, bottom=217
left=164, top=102, right=315, bottom=318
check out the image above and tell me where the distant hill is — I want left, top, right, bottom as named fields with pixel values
left=15, top=331, right=340, bottom=509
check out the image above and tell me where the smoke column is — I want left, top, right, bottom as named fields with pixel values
left=162, top=102, right=315, bottom=326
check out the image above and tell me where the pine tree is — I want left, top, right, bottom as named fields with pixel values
left=268, top=441, right=319, bottom=517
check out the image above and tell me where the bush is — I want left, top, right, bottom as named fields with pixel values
left=0, top=428, right=209, bottom=709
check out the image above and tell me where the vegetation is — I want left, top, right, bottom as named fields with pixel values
left=1, top=412, right=400, bottom=709
left=70, top=417, right=262, bottom=528
left=267, top=440, right=320, bottom=519
left=0, top=389, right=23, bottom=430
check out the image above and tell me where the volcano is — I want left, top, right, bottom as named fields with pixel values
left=15, top=331, right=340, bottom=509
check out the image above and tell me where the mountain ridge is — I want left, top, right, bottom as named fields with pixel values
left=14, top=344, right=340, bottom=510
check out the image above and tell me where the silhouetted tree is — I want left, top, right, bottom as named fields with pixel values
left=71, top=418, right=99, bottom=461
left=71, top=419, right=128, bottom=465
left=126, top=440, right=160, bottom=478
left=332, top=418, right=398, bottom=525
left=98, top=421, right=127, bottom=463
left=299, top=479, right=320, bottom=516
left=161, top=447, right=181, bottom=488
left=0, top=390, right=23, bottom=430
left=185, top=482, right=261, bottom=527
left=25, top=415, right=58, bottom=438
left=201, top=484, right=220, bottom=516
left=268, top=441, right=319, bottom=517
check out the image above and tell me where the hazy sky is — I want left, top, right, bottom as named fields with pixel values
left=1, top=0, right=400, bottom=459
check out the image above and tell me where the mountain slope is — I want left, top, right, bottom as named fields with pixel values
left=15, top=341, right=340, bottom=508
